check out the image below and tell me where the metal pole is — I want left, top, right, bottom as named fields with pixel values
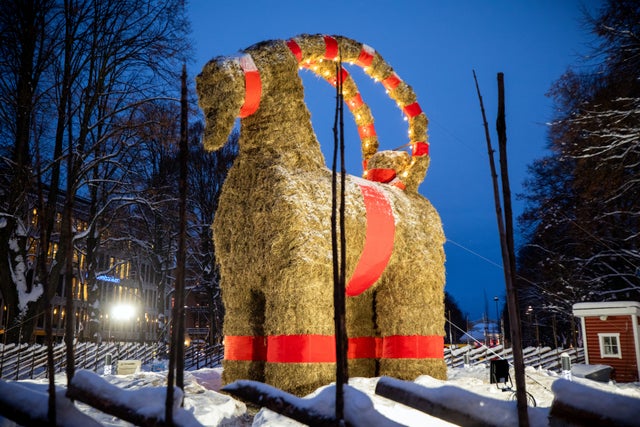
left=494, top=296, right=499, bottom=344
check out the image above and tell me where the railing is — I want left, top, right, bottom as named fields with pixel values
left=444, top=344, right=585, bottom=369
left=1, top=341, right=581, bottom=381
left=0, top=341, right=224, bottom=380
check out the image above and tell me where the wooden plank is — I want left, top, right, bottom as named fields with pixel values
left=67, top=369, right=201, bottom=427
left=375, top=376, right=513, bottom=427
left=222, top=380, right=340, bottom=427
left=549, top=379, right=640, bottom=427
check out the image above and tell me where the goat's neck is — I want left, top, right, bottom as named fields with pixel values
left=238, top=96, right=326, bottom=171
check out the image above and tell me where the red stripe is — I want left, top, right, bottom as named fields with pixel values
left=225, top=335, right=443, bottom=362
left=267, top=335, right=335, bottom=363
left=382, top=335, right=444, bottom=359
left=390, top=178, right=406, bottom=190
left=345, top=93, right=364, bottom=110
left=356, top=45, right=374, bottom=67
left=357, top=123, right=376, bottom=139
left=367, top=168, right=396, bottom=184
left=327, top=68, right=349, bottom=87
left=286, top=39, right=302, bottom=62
left=324, top=35, right=338, bottom=60
left=382, top=73, right=401, bottom=91
left=237, top=55, right=261, bottom=118
left=412, top=141, right=429, bottom=157
left=224, top=335, right=267, bottom=361
left=403, top=102, right=422, bottom=118
left=347, top=336, right=382, bottom=359
left=346, top=182, right=395, bottom=296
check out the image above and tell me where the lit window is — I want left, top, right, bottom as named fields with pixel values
left=598, top=333, right=621, bottom=358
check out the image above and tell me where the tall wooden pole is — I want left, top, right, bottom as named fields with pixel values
left=176, top=62, right=189, bottom=391
left=332, top=59, right=348, bottom=425
left=166, top=62, right=189, bottom=426
left=35, top=147, right=56, bottom=425
left=473, top=70, right=529, bottom=426
left=496, top=72, right=529, bottom=425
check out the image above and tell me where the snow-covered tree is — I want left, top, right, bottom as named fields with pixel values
left=0, top=0, right=189, bottom=343
left=517, top=0, right=640, bottom=346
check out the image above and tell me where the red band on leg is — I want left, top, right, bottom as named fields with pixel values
left=267, top=335, right=336, bottom=363
left=382, top=335, right=444, bottom=359
left=224, top=335, right=267, bottom=361
left=347, top=336, right=383, bottom=359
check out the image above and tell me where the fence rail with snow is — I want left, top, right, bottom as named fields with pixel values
left=444, top=344, right=585, bottom=370
left=0, top=341, right=224, bottom=380
left=1, top=342, right=579, bottom=381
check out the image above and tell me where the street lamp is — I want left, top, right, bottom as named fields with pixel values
left=493, top=296, right=500, bottom=345
left=110, top=304, right=136, bottom=341
left=525, top=305, right=540, bottom=347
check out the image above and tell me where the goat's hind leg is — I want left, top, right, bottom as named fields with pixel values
left=375, top=269, right=447, bottom=381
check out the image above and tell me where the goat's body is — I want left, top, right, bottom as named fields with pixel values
left=198, top=35, right=446, bottom=396
left=216, top=155, right=446, bottom=395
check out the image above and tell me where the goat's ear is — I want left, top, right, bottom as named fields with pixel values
left=196, top=58, right=244, bottom=151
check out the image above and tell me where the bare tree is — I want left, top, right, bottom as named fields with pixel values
left=0, top=0, right=58, bottom=343
left=517, top=0, right=640, bottom=345
left=0, top=0, right=189, bottom=345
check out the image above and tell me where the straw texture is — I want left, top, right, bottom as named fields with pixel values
left=196, top=34, right=446, bottom=396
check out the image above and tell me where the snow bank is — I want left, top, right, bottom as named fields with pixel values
left=0, top=379, right=100, bottom=427
left=2, top=365, right=639, bottom=426
left=551, top=378, right=640, bottom=427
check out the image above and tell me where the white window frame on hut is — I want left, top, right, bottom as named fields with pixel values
left=598, top=333, right=621, bottom=358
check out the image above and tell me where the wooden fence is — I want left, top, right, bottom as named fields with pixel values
left=444, top=344, right=585, bottom=370
left=0, top=341, right=224, bottom=381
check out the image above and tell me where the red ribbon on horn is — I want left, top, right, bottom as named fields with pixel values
left=356, top=44, right=375, bottom=67
left=324, top=35, right=338, bottom=60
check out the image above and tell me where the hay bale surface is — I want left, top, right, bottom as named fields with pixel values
left=197, top=34, right=446, bottom=396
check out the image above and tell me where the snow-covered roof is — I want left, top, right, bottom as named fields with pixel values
left=573, top=301, right=640, bottom=317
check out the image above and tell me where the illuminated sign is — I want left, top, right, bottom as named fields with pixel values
left=97, top=275, right=120, bottom=283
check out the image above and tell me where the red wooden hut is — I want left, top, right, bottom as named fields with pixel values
left=573, top=301, right=640, bottom=382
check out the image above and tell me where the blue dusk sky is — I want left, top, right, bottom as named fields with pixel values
left=187, top=0, right=602, bottom=322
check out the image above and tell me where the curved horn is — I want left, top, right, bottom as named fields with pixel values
left=286, top=35, right=430, bottom=189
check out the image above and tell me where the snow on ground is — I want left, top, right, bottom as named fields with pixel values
left=1, top=362, right=639, bottom=426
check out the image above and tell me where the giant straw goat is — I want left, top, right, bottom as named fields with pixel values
left=196, top=34, right=446, bottom=396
